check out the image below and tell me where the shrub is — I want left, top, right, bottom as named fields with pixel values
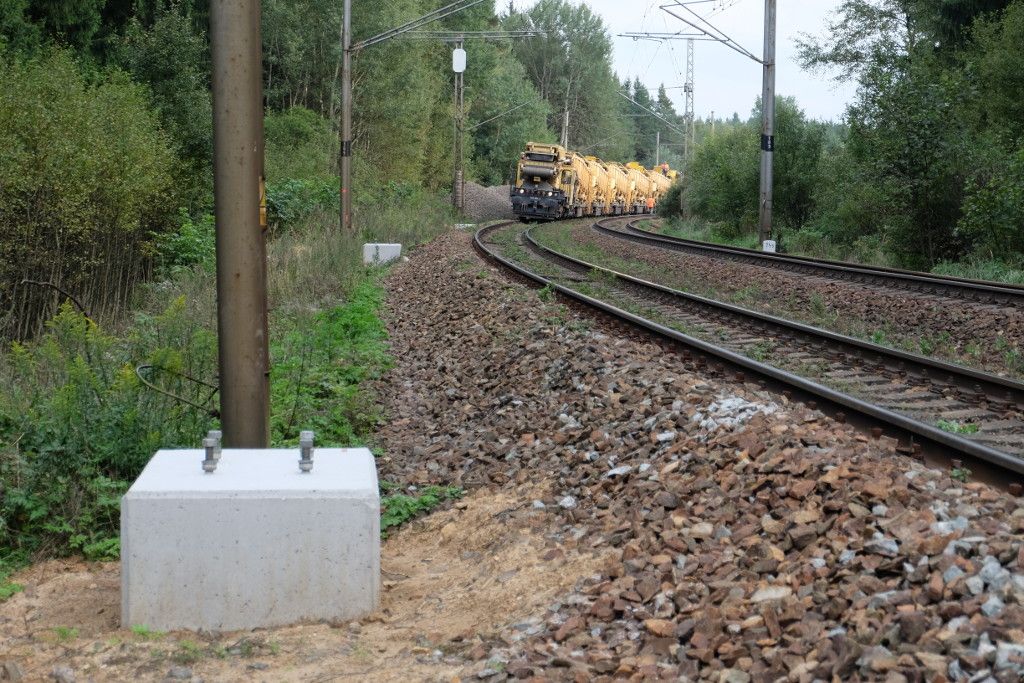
left=0, top=49, right=175, bottom=340
left=265, top=106, right=336, bottom=182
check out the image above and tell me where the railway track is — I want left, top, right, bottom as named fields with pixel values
left=475, top=217, right=1024, bottom=488
left=595, top=218, right=1024, bottom=308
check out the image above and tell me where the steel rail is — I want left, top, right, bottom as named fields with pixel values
left=474, top=220, right=1024, bottom=486
left=595, top=219, right=1024, bottom=306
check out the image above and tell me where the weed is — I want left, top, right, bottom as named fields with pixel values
left=53, top=626, right=79, bottom=642
left=950, top=465, right=972, bottom=483
left=731, top=285, right=762, bottom=305
left=0, top=579, right=23, bottom=601
left=380, top=486, right=463, bottom=538
left=269, top=278, right=392, bottom=446
left=747, top=340, right=775, bottom=362
left=538, top=284, right=554, bottom=302
left=131, top=624, right=165, bottom=640
left=937, top=420, right=980, bottom=435
left=809, top=293, right=827, bottom=319
left=870, top=330, right=887, bottom=345
left=269, top=641, right=282, bottom=656
left=350, top=643, right=372, bottom=662
left=174, top=640, right=203, bottom=664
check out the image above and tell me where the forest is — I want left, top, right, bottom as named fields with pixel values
left=672, top=0, right=1024, bottom=278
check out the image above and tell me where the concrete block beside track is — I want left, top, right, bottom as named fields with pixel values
left=362, top=243, right=402, bottom=265
left=121, top=447, right=380, bottom=632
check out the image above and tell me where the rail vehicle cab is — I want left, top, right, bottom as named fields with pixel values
left=511, top=142, right=571, bottom=221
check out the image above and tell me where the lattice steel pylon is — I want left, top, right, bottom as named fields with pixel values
left=683, top=38, right=695, bottom=165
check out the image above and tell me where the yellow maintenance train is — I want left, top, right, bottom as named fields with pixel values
left=510, top=142, right=677, bottom=222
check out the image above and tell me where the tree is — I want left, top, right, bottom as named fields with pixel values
left=0, top=49, right=175, bottom=339
left=117, top=6, right=212, bottom=208
left=504, top=0, right=630, bottom=159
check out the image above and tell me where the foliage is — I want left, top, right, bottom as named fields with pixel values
left=0, top=302, right=218, bottom=569
left=152, top=209, right=216, bottom=275
left=270, top=279, right=392, bottom=446
left=380, top=486, right=463, bottom=538
left=684, top=122, right=758, bottom=237
left=0, top=48, right=175, bottom=339
left=791, top=0, right=1024, bottom=268
left=115, top=5, right=212, bottom=210
left=265, top=106, right=336, bottom=182
left=657, top=182, right=684, bottom=219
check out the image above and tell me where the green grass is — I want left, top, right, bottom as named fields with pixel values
left=131, top=624, right=165, bottom=640
left=0, top=579, right=23, bottom=602
left=53, top=626, right=79, bottom=642
left=932, top=259, right=1024, bottom=285
left=380, top=486, right=463, bottom=538
left=937, top=420, right=980, bottom=435
left=173, top=640, right=204, bottom=664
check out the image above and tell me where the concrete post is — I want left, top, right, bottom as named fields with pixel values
left=758, top=0, right=776, bottom=246
left=210, top=0, right=270, bottom=447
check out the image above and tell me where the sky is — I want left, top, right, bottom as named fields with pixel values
left=508, top=0, right=858, bottom=122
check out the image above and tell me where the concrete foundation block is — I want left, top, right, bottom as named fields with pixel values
left=362, top=243, right=402, bottom=265
left=121, top=447, right=380, bottom=632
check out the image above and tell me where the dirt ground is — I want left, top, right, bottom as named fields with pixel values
left=0, top=485, right=609, bottom=682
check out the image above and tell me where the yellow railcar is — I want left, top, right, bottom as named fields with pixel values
left=511, top=142, right=675, bottom=221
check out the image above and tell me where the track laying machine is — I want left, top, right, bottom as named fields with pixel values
left=510, top=142, right=677, bottom=222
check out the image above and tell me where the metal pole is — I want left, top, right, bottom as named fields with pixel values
left=210, top=0, right=269, bottom=447
left=453, top=42, right=464, bottom=211
left=561, top=108, right=569, bottom=148
left=655, top=130, right=660, bottom=165
left=339, top=0, right=353, bottom=232
left=758, top=0, right=776, bottom=246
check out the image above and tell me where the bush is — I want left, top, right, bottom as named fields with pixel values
left=152, top=209, right=216, bottom=275
left=657, top=182, right=684, bottom=219
left=265, top=106, right=336, bottom=182
left=0, top=49, right=175, bottom=340
left=0, top=301, right=218, bottom=569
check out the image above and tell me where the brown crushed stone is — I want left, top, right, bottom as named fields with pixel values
left=376, top=231, right=1024, bottom=681
left=461, top=182, right=514, bottom=223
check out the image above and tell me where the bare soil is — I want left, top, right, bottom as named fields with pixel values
left=0, top=485, right=608, bottom=681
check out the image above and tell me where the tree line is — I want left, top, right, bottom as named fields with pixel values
left=675, top=0, right=1024, bottom=273
left=0, top=0, right=695, bottom=339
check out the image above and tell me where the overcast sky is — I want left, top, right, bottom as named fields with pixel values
left=509, top=0, right=857, bottom=122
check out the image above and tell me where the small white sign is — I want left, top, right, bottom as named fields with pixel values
left=762, top=240, right=777, bottom=253
left=362, top=243, right=402, bottom=265
left=452, top=48, right=467, bottom=73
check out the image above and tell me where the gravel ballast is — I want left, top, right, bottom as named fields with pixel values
left=376, top=230, right=1024, bottom=681
left=533, top=222, right=1024, bottom=379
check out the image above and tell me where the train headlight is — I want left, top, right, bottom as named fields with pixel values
left=518, top=188, right=525, bottom=194
left=546, top=191, right=553, bottom=197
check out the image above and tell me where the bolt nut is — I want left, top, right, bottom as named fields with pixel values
left=202, top=437, right=218, bottom=474
left=299, top=430, right=315, bottom=473
left=207, top=430, right=223, bottom=459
